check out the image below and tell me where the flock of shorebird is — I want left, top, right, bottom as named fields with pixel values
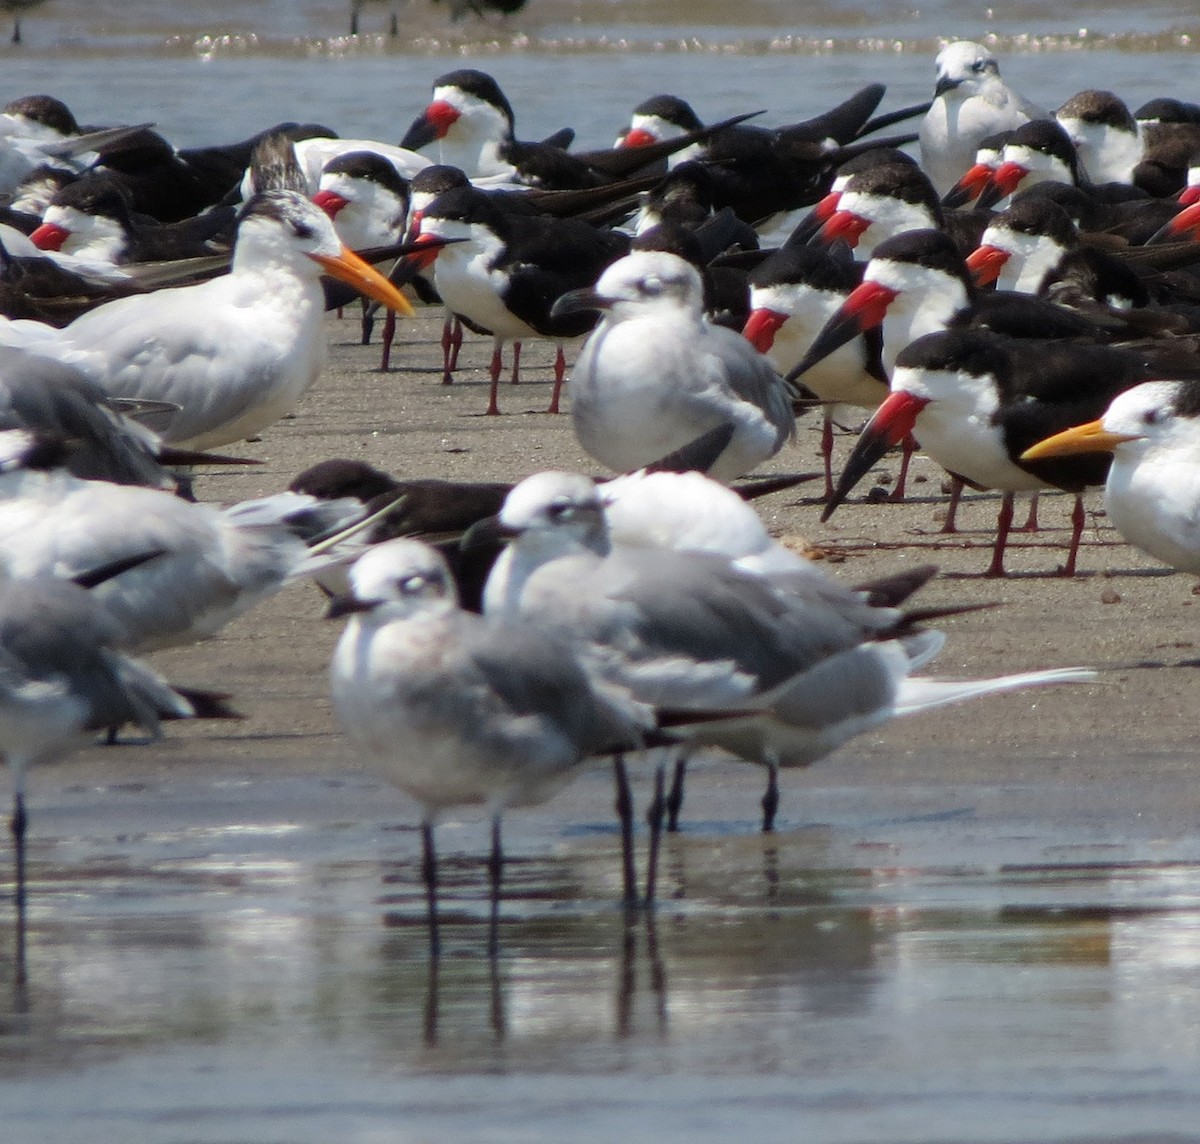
left=2, top=39, right=1200, bottom=956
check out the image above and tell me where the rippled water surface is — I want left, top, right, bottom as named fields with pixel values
left=5, top=3, right=1200, bottom=1141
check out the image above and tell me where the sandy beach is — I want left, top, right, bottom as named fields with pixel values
left=117, top=307, right=1196, bottom=792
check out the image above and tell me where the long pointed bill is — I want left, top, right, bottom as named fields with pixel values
left=942, top=162, right=993, bottom=209
left=310, top=245, right=415, bottom=315
left=1178, top=184, right=1200, bottom=207
left=965, top=244, right=1010, bottom=287
left=620, top=128, right=657, bottom=148
left=786, top=279, right=898, bottom=383
left=815, top=209, right=871, bottom=248
left=1147, top=200, right=1200, bottom=244
left=742, top=308, right=787, bottom=352
left=822, top=390, right=929, bottom=521
left=400, top=101, right=460, bottom=150
left=29, top=222, right=70, bottom=251
left=312, top=189, right=349, bottom=219
left=1019, top=419, right=1138, bottom=461
left=975, top=161, right=1029, bottom=210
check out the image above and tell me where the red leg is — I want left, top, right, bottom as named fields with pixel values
left=941, top=475, right=964, bottom=534
left=1018, top=492, right=1040, bottom=532
left=440, top=316, right=455, bottom=384
left=448, top=317, right=463, bottom=372
left=379, top=308, right=397, bottom=371
left=509, top=340, right=522, bottom=385
left=984, top=491, right=1015, bottom=578
left=1061, top=493, right=1085, bottom=577
left=887, top=433, right=916, bottom=502
left=487, top=340, right=503, bottom=416
left=547, top=345, right=566, bottom=414
left=821, top=413, right=835, bottom=501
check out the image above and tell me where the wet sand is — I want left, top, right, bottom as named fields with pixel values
left=5, top=310, right=1200, bottom=1143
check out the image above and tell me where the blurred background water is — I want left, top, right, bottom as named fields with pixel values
left=0, top=0, right=1198, bottom=149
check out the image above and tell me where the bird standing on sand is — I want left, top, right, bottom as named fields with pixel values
left=555, top=250, right=796, bottom=481
left=0, top=189, right=414, bottom=450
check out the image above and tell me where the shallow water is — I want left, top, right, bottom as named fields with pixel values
left=4, top=3, right=1200, bottom=1140
left=5, top=753, right=1200, bottom=1142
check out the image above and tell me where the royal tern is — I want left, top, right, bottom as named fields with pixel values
left=1022, top=378, right=1200, bottom=574
left=0, top=189, right=414, bottom=450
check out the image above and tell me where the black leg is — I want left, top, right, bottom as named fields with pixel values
left=613, top=755, right=637, bottom=906
left=421, top=820, right=440, bottom=959
left=761, top=762, right=780, bottom=834
left=487, top=814, right=503, bottom=959
left=665, top=752, right=688, bottom=833
left=644, top=761, right=665, bottom=905
left=11, top=791, right=27, bottom=987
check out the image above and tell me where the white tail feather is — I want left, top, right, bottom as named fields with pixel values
left=894, top=667, right=1097, bottom=717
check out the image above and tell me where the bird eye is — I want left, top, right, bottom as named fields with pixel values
left=291, top=220, right=317, bottom=240
left=398, top=573, right=427, bottom=594
left=546, top=501, right=576, bottom=521
left=970, top=60, right=985, bottom=73
left=1143, top=409, right=1161, bottom=426
left=639, top=276, right=665, bottom=297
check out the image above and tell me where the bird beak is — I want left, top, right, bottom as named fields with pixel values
left=822, top=389, right=929, bottom=521
left=29, top=222, right=70, bottom=251
left=975, top=161, right=1028, bottom=210
left=551, top=287, right=610, bottom=319
left=1178, top=184, right=1200, bottom=207
left=400, top=101, right=460, bottom=150
left=742, top=308, right=787, bottom=353
left=933, top=75, right=963, bottom=99
left=965, top=244, right=1009, bottom=287
left=324, top=594, right=380, bottom=620
left=941, top=162, right=993, bottom=209
left=459, top=513, right=518, bottom=553
left=1147, top=200, right=1200, bottom=244
left=786, top=279, right=897, bottom=383
left=815, top=209, right=871, bottom=248
left=309, top=245, right=415, bottom=315
left=312, top=189, right=349, bottom=219
left=620, top=128, right=657, bottom=149
left=1020, top=419, right=1138, bottom=461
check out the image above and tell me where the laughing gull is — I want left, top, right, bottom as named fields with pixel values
left=327, top=537, right=654, bottom=954
left=919, top=41, right=1046, bottom=197
left=0, top=572, right=239, bottom=970
left=483, top=470, right=1093, bottom=898
left=0, top=432, right=365, bottom=652
left=554, top=250, right=796, bottom=482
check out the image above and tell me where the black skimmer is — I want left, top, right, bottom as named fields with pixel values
left=974, top=119, right=1089, bottom=211
left=813, top=158, right=989, bottom=258
left=743, top=240, right=887, bottom=495
left=400, top=69, right=708, bottom=190
left=1022, top=378, right=1200, bottom=574
left=410, top=182, right=628, bottom=414
left=313, top=150, right=410, bottom=253
left=918, top=40, right=1046, bottom=198
left=553, top=250, right=796, bottom=481
left=28, top=174, right=234, bottom=267
left=824, top=327, right=1197, bottom=575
